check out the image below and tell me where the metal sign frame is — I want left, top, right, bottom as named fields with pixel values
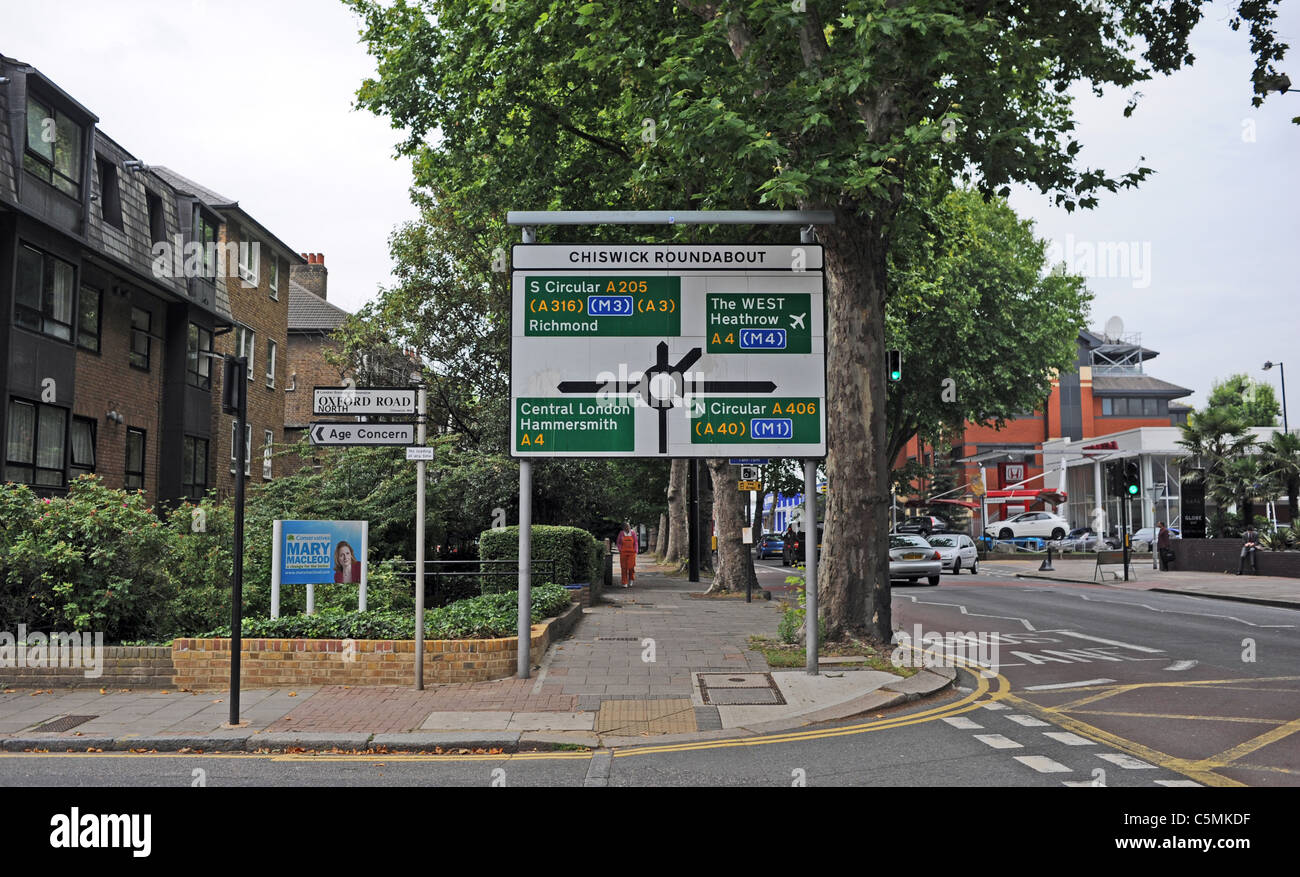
left=313, top=386, right=418, bottom=416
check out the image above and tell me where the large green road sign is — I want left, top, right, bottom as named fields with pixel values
left=511, top=244, right=826, bottom=458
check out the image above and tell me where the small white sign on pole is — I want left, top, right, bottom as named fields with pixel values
left=742, top=527, right=753, bottom=545
left=406, top=447, right=436, bottom=461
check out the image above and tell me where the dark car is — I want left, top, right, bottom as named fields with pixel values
left=755, top=533, right=785, bottom=559
left=894, top=515, right=953, bottom=537
left=782, top=525, right=824, bottom=566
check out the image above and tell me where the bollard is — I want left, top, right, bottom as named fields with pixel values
left=1039, top=544, right=1055, bottom=572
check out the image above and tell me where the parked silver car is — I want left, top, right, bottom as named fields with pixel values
left=925, top=534, right=979, bottom=574
left=889, top=534, right=942, bottom=586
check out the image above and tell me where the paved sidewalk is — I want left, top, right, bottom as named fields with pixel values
left=982, top=557, right=1300, bottom=608
left=0, top=565, right=946, bottom=752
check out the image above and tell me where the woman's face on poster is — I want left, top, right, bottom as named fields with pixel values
left=338, top=544, right=354, bottom=567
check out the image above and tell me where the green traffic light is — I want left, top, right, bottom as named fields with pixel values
left=890, top=370, right=901, bottom=381
left=1127, top=484, right=1139, bottom=495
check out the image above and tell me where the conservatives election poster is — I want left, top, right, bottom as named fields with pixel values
left=271, top=520, right=369, bottom=617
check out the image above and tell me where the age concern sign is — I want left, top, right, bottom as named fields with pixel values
left=511, top=244, right=826, bottom=458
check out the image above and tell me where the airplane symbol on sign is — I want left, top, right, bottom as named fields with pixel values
left=790, top=313, right=806, bottom=330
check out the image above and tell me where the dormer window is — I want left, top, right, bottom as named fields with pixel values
left=24, top=94, right=83, bottom=199
left=193, top=206, right=219, bottom=281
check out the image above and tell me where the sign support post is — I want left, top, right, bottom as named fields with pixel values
left=688, top=460, right=700, bottom=582
left=804, top=459, right=819, bottom=675
left=227, top=355, right=248, bottom=726
left=518, top=224, right=536, bottom=679
left=415, top=381, right=426, bottom=690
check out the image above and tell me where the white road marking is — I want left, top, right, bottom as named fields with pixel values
left=1062, top=780, right=1103, bottom=787
left=1097, top=753, right=1157, bottom=770
left=1072, top=594, right=1295, bottom=628
left=1015, top=755, right=1073, bottom=773
left=893, top=593, right=1038, bottom=631
left=942, top=716, right=984, bottom=729
left=973, top=734, right=1023, bottom=749
left=1006, top=714, right=1051, bottom=727
left=979, top=702, right=1011, bottom=711
left=1024, top=678, right=1117, bottom=690
left=1163, top=660, right=1198, bottom=671
left=1154, top=780, right=1202, bottom=787
left=1043, top=732, right=1096, bottom=746
left=1048, top=630, right=1164, bottom=653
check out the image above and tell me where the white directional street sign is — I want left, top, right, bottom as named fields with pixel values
left=309, top=422, right=415, bottom=447
left=511, top=244, right=826, bottom=458
left=313, top=386, right=418, bottom=416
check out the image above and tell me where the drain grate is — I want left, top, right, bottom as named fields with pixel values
left=30, top=715, right=96, bottom=733
left=697, top=672, right=786, bottom=706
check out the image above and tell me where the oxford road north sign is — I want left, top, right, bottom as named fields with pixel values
left=313, top=387, right=418, bottom=416
left=511, top=244, right=826, bottom=458
left=309, top=422, right=416, bottom=447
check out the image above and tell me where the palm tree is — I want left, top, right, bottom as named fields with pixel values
left=1260, top=431, right=1300, bottom=524
left=1176, top=407, right=1257, bottom=536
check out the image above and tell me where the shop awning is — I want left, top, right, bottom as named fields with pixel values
left=985, top=488, right=1067, bottom=504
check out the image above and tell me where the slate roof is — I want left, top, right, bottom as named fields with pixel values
left=289, top=280, right=350, bottom=331
left=150, top=165, right=236, bottom=209
left=1091, top=375, right=1192, bottom=398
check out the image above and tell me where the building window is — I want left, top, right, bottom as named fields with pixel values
left=263, top=429, right=273, bottom=480
left=194, top=207, right=219, bottom=280
left=15, top=244, right=76, bottom=342
left=230, top=422, right=251, bottom=476
left=182, top=436, right=208, bottom=500
left=96, top=156, right=123, bottom=229
left=1143, top=397, right=1158, bottom=417
left=5, top=399, right=67, bottom=487
left=146, top=191, right=166, bottom=245
left=125, top=428, right=146, bottom=491
left=187, top=324, right=213, bottom=390
left=129, top=307, right=152, bottom=370
left=266, top=340, right=277, bottom=388
left=70, top=417, right=96, bottom=477
left=24, top=94, right=83, bottom=198
left=235, top=327, right=255, bottom=382
left=268, top=257, right=279, bottom=299
left=77, top=284, right=102, bottom=352
left=238, top=238, right=259, bottom=286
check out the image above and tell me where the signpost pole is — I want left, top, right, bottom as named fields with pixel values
left=804, top=459, right=819, bottom=676
left=415, top=381, right=426, bottom=690
left=518, top=224, right=535, bottom=680
left=271, top=519, right=282, bottom=619
left=229, top=355, right=248, bottom=726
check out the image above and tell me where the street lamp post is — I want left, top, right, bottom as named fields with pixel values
left=1263, top=361, right=1288, bottom=433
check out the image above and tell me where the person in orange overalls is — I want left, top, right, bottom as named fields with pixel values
left=617, top=522, right=639, bottom=588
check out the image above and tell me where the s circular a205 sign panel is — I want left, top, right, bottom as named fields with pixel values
left=510, top=244, right=827, bottom=459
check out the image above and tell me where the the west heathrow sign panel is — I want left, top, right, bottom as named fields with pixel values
left=511, top=244, right=826, bottom=458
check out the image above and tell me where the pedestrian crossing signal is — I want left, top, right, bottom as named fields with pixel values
left=888, top=350, right=902, bottom=382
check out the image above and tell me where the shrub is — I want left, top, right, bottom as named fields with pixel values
left=777, top=580, right=827, bottom=645
left=1, top=476, right=177, bottom=641
left=195, top=583, right=572, bottom=639
left=478, top=525, right=603, bottom=591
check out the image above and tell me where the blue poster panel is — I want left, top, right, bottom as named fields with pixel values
left=280, top=520, right=367, bottom=585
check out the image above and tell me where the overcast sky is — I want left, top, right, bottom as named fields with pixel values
left=5, top=1, right=1297, bottom=414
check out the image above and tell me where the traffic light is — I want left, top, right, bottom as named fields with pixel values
left=1123, top=460, right=1141, bottom=497
left=887, top=349, right=902, bottom=382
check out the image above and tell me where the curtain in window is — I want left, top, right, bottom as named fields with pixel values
left=36, top=406, right=66, bottom=469
left=71, top=419, right=95, bottom=468
left=6, top=401, right=35, bottom=465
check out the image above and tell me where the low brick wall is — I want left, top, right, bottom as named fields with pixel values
left=171, top=602, right=582, bottom=691
left=1172, top=539, right=1300, bottom=577
left=0, top=646, right=174, bottom=689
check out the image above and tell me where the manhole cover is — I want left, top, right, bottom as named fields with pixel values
left=30, top=715, right=96, bottom=733
left=697, top=672, right=786, bottom=705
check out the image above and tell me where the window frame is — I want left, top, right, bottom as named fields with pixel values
left=263, top=429, right=273, bottom=480
left=23, top=93, right=83, bottom=199
left=268, top=256, right=279, bottom=299
left=238, top=237, right=260, bottom=286
left=129, top=307, right=152, bottom=371
left=124, top=427, right=146, bottom=491
left=77, top=283, right=102, bottom=353
left=70, top=416, right=97, bottom=477
left=5, top=398, right=68, bottom=487
left=96, top=154, right=123, bottom=229
left=146, top=191, right=167, bottom=245
left=266, top=339, right=277, bottom=388
left=182, top=435, right=208, bottom=501
left=193, top=206, right=220, bottom=283
left=15, top=243, right=76, bottom=342
left=230, top=422, right=252, bottom=477
left=235, top=327, right=255, bottom=382
left=187, top=323, right=213, bottom=390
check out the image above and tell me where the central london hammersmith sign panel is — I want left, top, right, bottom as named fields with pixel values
left=511, top=244, right=826, bottom=458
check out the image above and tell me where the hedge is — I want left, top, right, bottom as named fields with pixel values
left=477, top=525, right=603, bottom=593
left=196, top=583, right=573, bottom=639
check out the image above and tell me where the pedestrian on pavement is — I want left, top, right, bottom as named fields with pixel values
left=1156, top=521, right=1173, bottom=571
left=617, top=521, right=639, bottom=588
left=1237, top=525, right=1260, bottom=575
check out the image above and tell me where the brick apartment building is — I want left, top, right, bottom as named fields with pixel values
left=1, top=53, right=311, bottom=506
left=284, top=253, right=354, bottom=447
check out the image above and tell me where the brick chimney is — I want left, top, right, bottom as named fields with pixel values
left=291, top=252, right=328, bottom=300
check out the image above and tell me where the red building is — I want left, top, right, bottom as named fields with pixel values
left=898, top=328, right=1192, bottom=525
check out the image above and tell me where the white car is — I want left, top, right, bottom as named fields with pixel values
left=925, top=534, right=979, bottom=574
left=985, top=511, right=1070, bottom=541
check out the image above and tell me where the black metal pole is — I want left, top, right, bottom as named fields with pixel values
left=229, top=355, right=247, bottom=726
left=1121, top=491, right=1130, bottom=582
left=688, top=459, right=700, bottom=582
left=1281, top=363, right=1288, bottom=434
